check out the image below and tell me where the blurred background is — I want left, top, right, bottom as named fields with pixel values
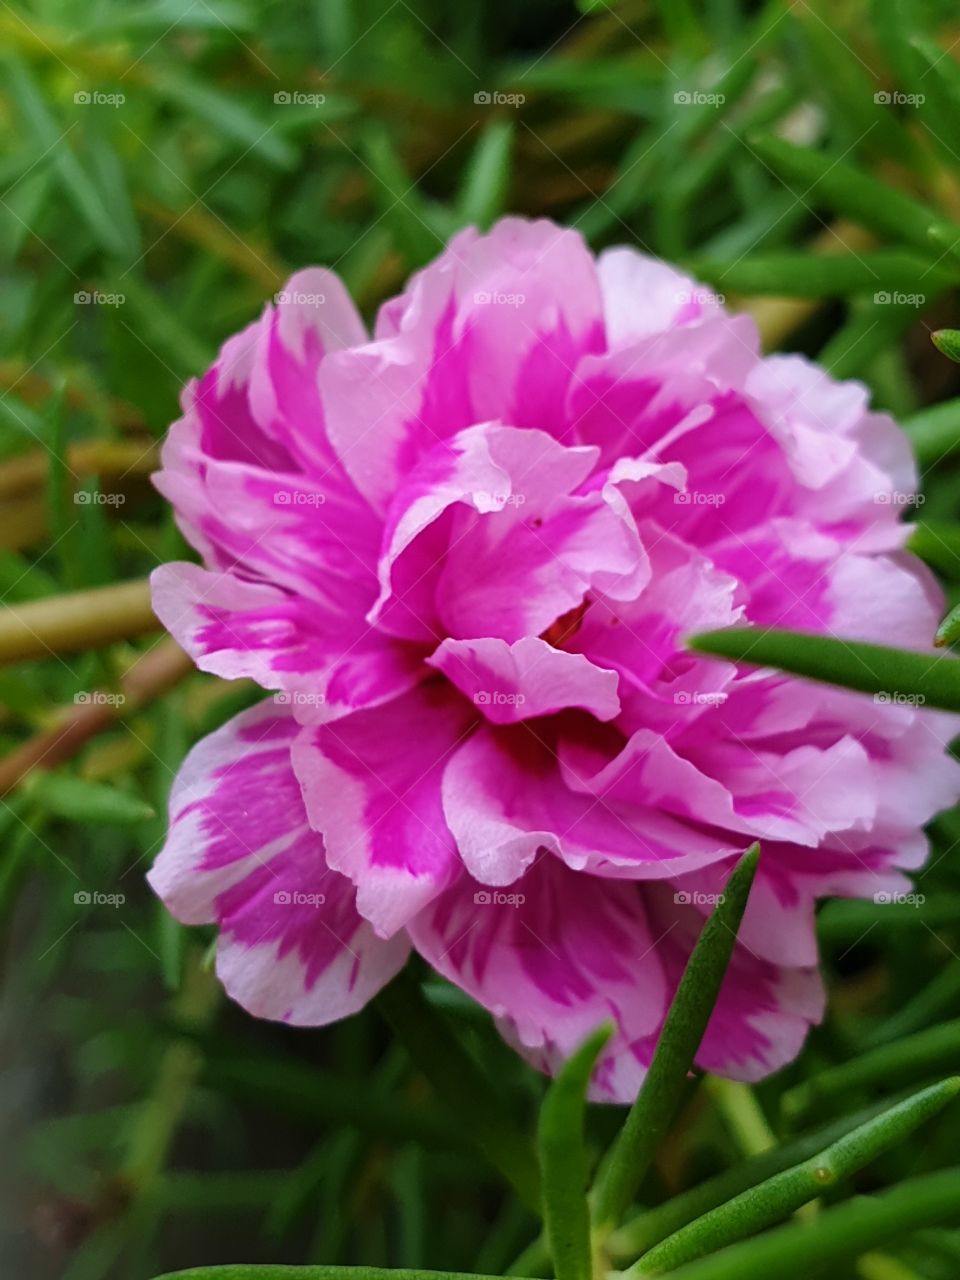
left=3, top=1, right=960, bottom=1277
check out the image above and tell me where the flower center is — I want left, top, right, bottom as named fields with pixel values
left=540, top=599, right=589, bottom=649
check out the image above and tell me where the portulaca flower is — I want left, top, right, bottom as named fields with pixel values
left=149, top=218, right=959, bottom=1101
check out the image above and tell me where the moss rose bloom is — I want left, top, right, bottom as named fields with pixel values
left=149, top=218, right=959, bottom=1100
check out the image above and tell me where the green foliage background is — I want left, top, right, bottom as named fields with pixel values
left=3, top=1, right=960, bottom=1278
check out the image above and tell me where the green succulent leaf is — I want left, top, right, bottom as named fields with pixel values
left=538, top=1025, right=612, bottom=1280
left=591, top=846, right=760, bottom=1228
left=689, top=628, right=960, bottom=711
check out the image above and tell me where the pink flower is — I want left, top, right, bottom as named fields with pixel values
left=149, top=218, right=959, bottom=1100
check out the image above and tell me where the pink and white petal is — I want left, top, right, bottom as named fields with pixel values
left=562, top=724, right=875, bottom=849
left=596, top=247, right=726, bottom=347
left=569, top=523, right=742, bottom=705
left=369, top=422, right=646, bottom=644
left=435, top=490, right=647, bottom=641
left=189, top=318, right=298, bottom=472
left=429, top=635, right=621, bottom=724
left=155, top=448, right=381, bottom=608
left=247, top=269, right=371, bottom=487
left=696, top=959, right=824, bottom=1083
left=451, top=218, right=605, bottom=433
left=408, top=856, right=669, bottom=1070
left=566, top=345, right=737, bottom=473
left=214, top=844, right=409, bottom=1027
left=292, top=683, right=476, bottom=939
left=147, top=701, right=408, bottom=1024
left=490, top=873, right=823, bottom=1102
left=669, top=858, right=820, bottom=968
left=441, top=723, right=742, bottom=887
left=677, top=734, right=878, bottom=845
left=320, top=230, right=477, bottom=512
left=368, top=423, right=598, bottom=641
left=151, top=561, right=425, bottom=719
left=826, top=551, right=944, bottom=650
left=748, top=354, right=917, bottom=499
left=861, top=716, right=960, bottom=833
left=321, top=218, right=604, bottom=511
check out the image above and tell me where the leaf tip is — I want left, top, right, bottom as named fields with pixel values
left=932, top=330, right=960, bottom=364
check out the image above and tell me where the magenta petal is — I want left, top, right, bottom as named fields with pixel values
left=148, top=702, right=408, bottom=1024
left=429, top=635, right=621, bottom=724
left=151, top=561, right=424, bottom=719
left=369, top=422, right=646, bottom=643
left=408, top=857, right=669, bottom=1070
left=292, top=684, right=475, bottom=937
left=441, top=722, right=741, bottom=886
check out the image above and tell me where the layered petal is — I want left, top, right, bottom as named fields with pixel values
left=320, top=219, right=605, bottom=512
left=429, top=635, right=621, bottom=724
left=440, top=721, right=742, bottom=886
left=370, top=423, right=646, bottom=644
left=151, top=561, right=425, bottom=720
left=146, top=217, right=960, bottom=1099
left=292, top=683, right=476, bottom=937
left=408, top=855, right=670, bottom=1088
left=148, top=702, right=408, bottom=1024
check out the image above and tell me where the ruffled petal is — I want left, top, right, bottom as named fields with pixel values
left=151, top=562, right=425, bottom=720
left=369, top=423, right=646, bottom=643
left=428, top=636, right=621, bottom=724
left=320, top=219, right=605, bottom=512
left=408, top=856, right=669, bottom=1084
left=292, top=684, right=476, bottom=937
left=440, top=721, right=741, bottom=887
left=148, top=702, right=408, bottom=1024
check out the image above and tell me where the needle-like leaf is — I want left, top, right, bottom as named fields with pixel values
left=689, top=627, right=960, bottom=711
left=632, top=1078, right=960, bottom=1273
left=591, top=846, right=760, bottom=1229
left=538, top=1025, right=612, bottom=1280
